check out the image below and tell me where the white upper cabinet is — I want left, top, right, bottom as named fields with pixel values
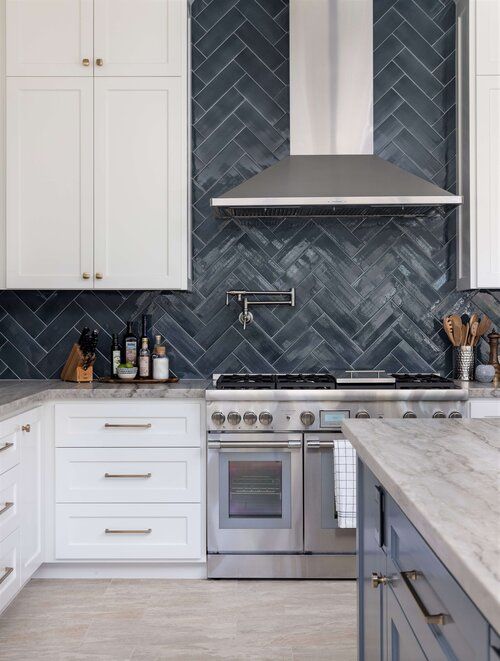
left=6, top=77, right=94, bottom=289
left=6, top=0, right=93, bottom=76
left=457, top=0, right=500, bottom=290
left=93, top=0, right=185, bottom=76
left=94, top=77, right=188, bottom=289
left=476, top=0, right=500, bottom=74
left=3, top=0, right=190, bottom=290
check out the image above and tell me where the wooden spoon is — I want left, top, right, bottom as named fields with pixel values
left=475, top=315, right=492, bottom=345
left=451, top=315, right=464, bottom=346
left=469, top=321, right=479, bottom=346
left=443, top=316, right=457, bottom=346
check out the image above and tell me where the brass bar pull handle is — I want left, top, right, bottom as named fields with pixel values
left=0, top=566, right=14, bottom=585
left=22, top=424, right=30, bottom=433
left=104, top=423, right=152, bottom=429
left=0, top=442, right=13, bottom=453
left=104, top=473, right=152, bottom=479
left=401, top=571, right=447, bottom=625
left=0, top=502, right=14, bottom=516
left=307, top=440, right=335, bottom=449
left=105, top=529, right=152, bottom=535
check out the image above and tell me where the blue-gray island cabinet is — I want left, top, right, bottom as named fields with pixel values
left=342, top=418, right=500, bottom=661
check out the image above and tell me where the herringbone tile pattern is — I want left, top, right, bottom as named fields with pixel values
left=0, top=0, right=497, bottom=380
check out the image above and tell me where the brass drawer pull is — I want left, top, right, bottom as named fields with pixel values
left=104, top=423, right=152, bottom=429
left=96, top=58, right=104, bottom=66
left=0, top=442, right=13, bottom=453
left=104, top=473, right=152, bottom=479
left=82, top=57, right=90, bottom=66
left=22, top=424, right=30, bottom=433
left=0, top=502, right=14, bottom=516
left=401, top=571, right=447, bottom=625
left=105, top=528, right=152, bottom=535
left=0, top=566, right=14, bottom=585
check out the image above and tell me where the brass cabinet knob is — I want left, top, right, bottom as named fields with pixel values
left=96, top=58, right=104, bottom=66
left=82, top=57, right=90, bottom=66
left=95, top=273, right=104, bottom=280
left=21, top=424, right=31, bottom=433
left=82, top=272, right=91, bottom=280
left=371, top=572, right=388, bottom=589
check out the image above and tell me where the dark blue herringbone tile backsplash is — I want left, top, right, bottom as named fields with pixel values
left=0, top=0, right=498, bottom=380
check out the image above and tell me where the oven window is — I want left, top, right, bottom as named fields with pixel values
left=228, top=461, right=282, bottom=518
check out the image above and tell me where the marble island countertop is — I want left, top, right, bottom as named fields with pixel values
left=343, top=417, right=500, bottom=632
left=0, top=379, right=210, bottom=419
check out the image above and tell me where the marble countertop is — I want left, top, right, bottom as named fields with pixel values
left=456, top=380, right=500, bottom=398
left=343, top=417, right=500, bottom=632
left=0, top=379, right=210, bottom=419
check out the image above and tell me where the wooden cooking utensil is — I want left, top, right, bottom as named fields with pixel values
left=443, top=316, right=457, bottom=346
left=451, top=315, right=464, bottom=346
left=469, top=321, right=479, bottom=346
left=475, top=315, right=492, bottom=345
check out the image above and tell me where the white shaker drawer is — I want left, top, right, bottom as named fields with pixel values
left=0, top=422, right=20, bottom=477
left=0, top=465, right=19, bottom=543
left=55, top=402, right=202, bottom=448
left=56, top=448, right=201, bottom=503
left=469, top=400, right=500, bottom=418
left=55, top=504, right=202, bottom=560
left=0, top=529, right=21, bottom=612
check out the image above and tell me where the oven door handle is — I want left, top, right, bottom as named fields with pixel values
left=208, top=440, right=302, bottom=450
left=306, top=439, right=335, bottom=449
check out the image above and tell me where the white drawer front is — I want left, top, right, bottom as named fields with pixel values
left=55, top=402, right=202, bottom=448
left=0, top=465, right=20, bottom=543
left=470, top=400, right=500, bottom=418
left=56, top=448, right=201, bottom=503
left=55, top=504, right=202, bottom=560
left=0, top=529, right=21, bottom=612
left=0, top=427, right=20, bottom=477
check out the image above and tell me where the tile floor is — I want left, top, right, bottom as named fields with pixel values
left=0, top=579, right=357, bottom=660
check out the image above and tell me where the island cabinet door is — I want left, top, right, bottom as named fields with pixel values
left=357, top=461, right=387, bottom=661
left=385, top=495, right=490, bottom=661
left=386, top=587, right=427, bottom=661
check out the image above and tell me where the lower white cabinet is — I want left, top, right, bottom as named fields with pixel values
left=55, top=503, right=202, bottom=560
left=19, top=409, right=43, bottom=584
left=0, top=529, right=21, bottom=612
left=0, top=465, right=20, bottom=544
left=470, top=399, right=500, bottom=418
left=56, top=447, right=201, bottom=503
left=53, top=400, right=205, bottom=564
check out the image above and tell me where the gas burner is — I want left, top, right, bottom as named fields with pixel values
left=215, top=374, right=276, bottom=390
left=393, top=373, right=458, bottom=389
left=276, top=374, right=336, bottom=389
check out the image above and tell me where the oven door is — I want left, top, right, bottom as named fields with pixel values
left=207, top=433, right=303, bottom=553
left=304, top=432, right=356, bottom=554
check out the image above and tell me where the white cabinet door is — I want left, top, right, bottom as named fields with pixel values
left=94, top=77, right=188, bottom=289
left=19, top=410, right=43, bottom=584
left=6, top=0, right=93, bottom=76
left=469, top=400, right=500, bottom=418
left=6, top=77, right=94, bottom=289
left=0, top=530, right=21, bottom=613
left=476, top=0, right=500, bottom=75
left=476, top=76, right=500, bottom=288
left=93, top=0, right=185, bottom=76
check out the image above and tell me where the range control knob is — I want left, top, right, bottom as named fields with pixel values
left=300, top=411, right=315, bottom=427
left=432, top=411, right=446, bottom=419
left=449, top=411, right=463, bottom=419
left=356, top=410, right=371, bottom=419
left=243, top=411, right=257, bottom=425
left=211, top=411, right=225, bottom=426
left=259, top=411, right=273, bottom=426
left=227, top=411, right=242, bottom=426
left=403, top=411, right=417, bottom=419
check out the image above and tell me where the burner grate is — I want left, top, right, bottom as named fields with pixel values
left=276, top=374, right=336, bottom=389
left=393, top=373, right=457, bottom=389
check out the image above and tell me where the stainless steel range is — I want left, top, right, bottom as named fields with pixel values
left=206, top=372, right=467, bottom=579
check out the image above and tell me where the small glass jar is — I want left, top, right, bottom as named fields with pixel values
left=152, top=346, right=169, bottom=380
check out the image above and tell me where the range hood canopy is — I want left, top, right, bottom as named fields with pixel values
left=212, top=155, right=461, bottom=218
left=211, top=0, right=462, bottom=219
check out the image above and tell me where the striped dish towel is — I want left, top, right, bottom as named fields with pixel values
left=334, top=440, right=357, bottom=528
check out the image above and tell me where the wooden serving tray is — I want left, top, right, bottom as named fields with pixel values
left=98, top=377, right=179, bottom=384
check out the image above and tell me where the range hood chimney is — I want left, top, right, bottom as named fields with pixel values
left=211, top=0, right=462, bottom=219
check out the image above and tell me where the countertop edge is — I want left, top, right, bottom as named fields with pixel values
left=343, top=420, right=500, bottom=633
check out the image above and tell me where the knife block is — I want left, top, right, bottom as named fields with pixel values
left=60, top=344, right=94, bottom=383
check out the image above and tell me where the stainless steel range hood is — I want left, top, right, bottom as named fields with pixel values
left=211, top=0, right=462, bottom=219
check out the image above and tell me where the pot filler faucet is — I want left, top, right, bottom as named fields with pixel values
left=225, top=289, right=296, bottom=329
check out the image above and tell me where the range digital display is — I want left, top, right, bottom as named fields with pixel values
left=320, top=410, right=350, bottom=428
